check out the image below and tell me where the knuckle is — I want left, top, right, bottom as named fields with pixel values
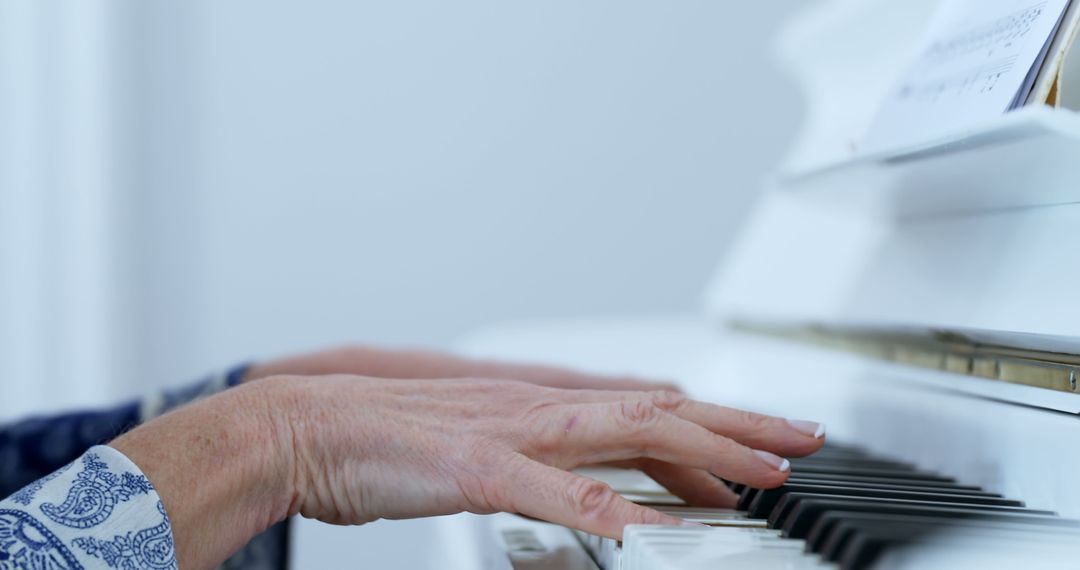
left=570, top=479, right=619, bottom=519
left=516, top=399, right=571, bottom=454
left=617, top=400, right=661, bottom=428
left=520, top=398, right=564, bottom=422
left=738, top=409, right=773, bottom=432
left=648, top=390, right=688, bottom=412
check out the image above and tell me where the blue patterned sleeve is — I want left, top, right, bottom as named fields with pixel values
left=0, top=365, right=249, bottom=501
left=0, top=445, right=177, bottom=569
left=0, top=365, right=290, bottom=570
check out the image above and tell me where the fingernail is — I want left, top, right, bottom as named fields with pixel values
left=787, top=419, right=826, bottom=439
left=680, top=520, right=710, bottom=527
left=754, top=450, right=791, bottom=472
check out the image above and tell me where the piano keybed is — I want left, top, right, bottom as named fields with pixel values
left=573, top=443, right=1080, bottom=569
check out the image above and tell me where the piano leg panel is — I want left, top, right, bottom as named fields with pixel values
left=289, top=517, right=443, bottom=569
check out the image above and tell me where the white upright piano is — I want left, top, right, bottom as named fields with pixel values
left=432, top=0, right=1080, bottom=567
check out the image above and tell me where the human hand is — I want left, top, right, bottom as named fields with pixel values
left=271, top=375, right=824, bottom=535
left=243, top=345, right=680, bottom=392
left=113, top=375, right=824, bottom=569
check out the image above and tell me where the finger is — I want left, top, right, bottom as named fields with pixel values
left=477, top=361, right=680, bottom=393
left=551, top=389, right=825, bottom=458
left=667, top=401, right=825, bottom=458
left=579, top=460, right=738, bottom=507
left=537, top=401, right=791, bottom=489
left=508, top=459, right=686, bottom=540
left=636, top=460, right=739, bottom=509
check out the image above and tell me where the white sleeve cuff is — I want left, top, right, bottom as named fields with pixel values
left=0, top=445, right=176, bottom=569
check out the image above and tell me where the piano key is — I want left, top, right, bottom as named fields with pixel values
left=817, top=515, right=1080, bottom=564
left=651, top=506, right=768, bottom=527
left=614, top=513, right=1080, bottom=570
left=789, top=456, right=916, bottom=470
left=737, top=479, right=999, bottom=511
left=785, top=473, right=982, bottom=490
left=815, top=511, right=1080, bottom=549
left=787, top=464, right=956, bottom=481
left=729, top=470, right=974, bottom=501
left=746, top=483, right=1023, bottom=519
left=785, top=475, right=989, bottom=492
left=872, top=540, right=1080, bottom=570
left=572, top=443, right=1079, bottom=569
left=800, top=444, right=875, bottom=458
left=827, top=523, right=1080, bottom=570
left=621, top=526, right=829, bottom=570
left=838, top=527, right=924, bottom=570
left=619, top=492, right=686, bottom=506
left=820, top=519, right=936, bottom=564
left=773, top=495, right=1055, bottom=539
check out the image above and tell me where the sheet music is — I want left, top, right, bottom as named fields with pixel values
left=862, top=0, right=1071, bottom=153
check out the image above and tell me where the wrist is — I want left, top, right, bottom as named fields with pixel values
left=251, top=376, right=312, bottom=520
left=111, top=380, right=296, bottom=569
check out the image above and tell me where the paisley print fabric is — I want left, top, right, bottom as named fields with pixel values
left=0, top=446, right=174, bottom=570
left=1, top=366, right=290, bottom=570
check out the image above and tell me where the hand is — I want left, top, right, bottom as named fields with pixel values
left=274, top=376, right=823, bottom=533
left=243, top=345, right=680, bottom=392
left=113, top=375, right=825, bottom=569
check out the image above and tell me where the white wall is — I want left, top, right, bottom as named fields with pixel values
left=1, top=1, right=133, bottom=417
left=126, top=0, right=805, bottom=389
left=3, top=0, right=804, bottom=567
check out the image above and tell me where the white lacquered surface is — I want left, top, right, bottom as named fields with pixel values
left=438, top=315, right=1080, bottom=568
left=293, top=314, right=1080, bottom=568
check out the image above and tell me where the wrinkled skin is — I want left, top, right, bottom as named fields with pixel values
left=282, top=376, right=822, bottom=529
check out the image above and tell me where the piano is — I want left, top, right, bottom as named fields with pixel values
left=427, top=0, right=1080, bottom=568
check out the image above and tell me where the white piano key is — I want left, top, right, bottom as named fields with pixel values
left=622, top=525, right=821, bottom=570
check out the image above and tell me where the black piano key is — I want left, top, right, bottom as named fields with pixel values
left=734, top=442, right=989, bottom=512
left=789, top=448, right=915, bottom=467
left=836, top=526, right=918, bottom=570
left=789, top=464, right=956, bottom=481
left=812, top=514, right=930, bottom=559
left=832, top=522, right=1021, bottom=570
left=747, top=484, right=1022, bottom=519
left=786, top=475, right=989, bottom=492
left=810, top=512, right=1080, bottom=562
left=808, top=444, right=874, bottom=456
left=709, top=441, right=1076, bottom=568
left=739, top=477, right=1000, bottom=511
left=820, top=518, right=919, bottom=562
left=736, top=486, right=758, bottom=511
left=774, top=495, right=1054, bottom=539
left=789, top=457, right=916, bottom=470
left=618, top=439, right=1080, bottom=569
left=817, top=516, right=994, bottom=562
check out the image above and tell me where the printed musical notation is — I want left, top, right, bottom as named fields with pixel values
left=895, top=55, right=1018, bottom=102
left=896, top=3, right=1047, bottom=104
left=927, top=2, right=1045, bottom=61
left=862, top=0, right=1070, bottom=152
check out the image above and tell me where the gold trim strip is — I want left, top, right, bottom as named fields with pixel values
left=733, top=322, right=1080, bottom=394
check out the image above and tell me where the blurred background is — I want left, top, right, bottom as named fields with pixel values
left=0, top=0, right=804, bottom=566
